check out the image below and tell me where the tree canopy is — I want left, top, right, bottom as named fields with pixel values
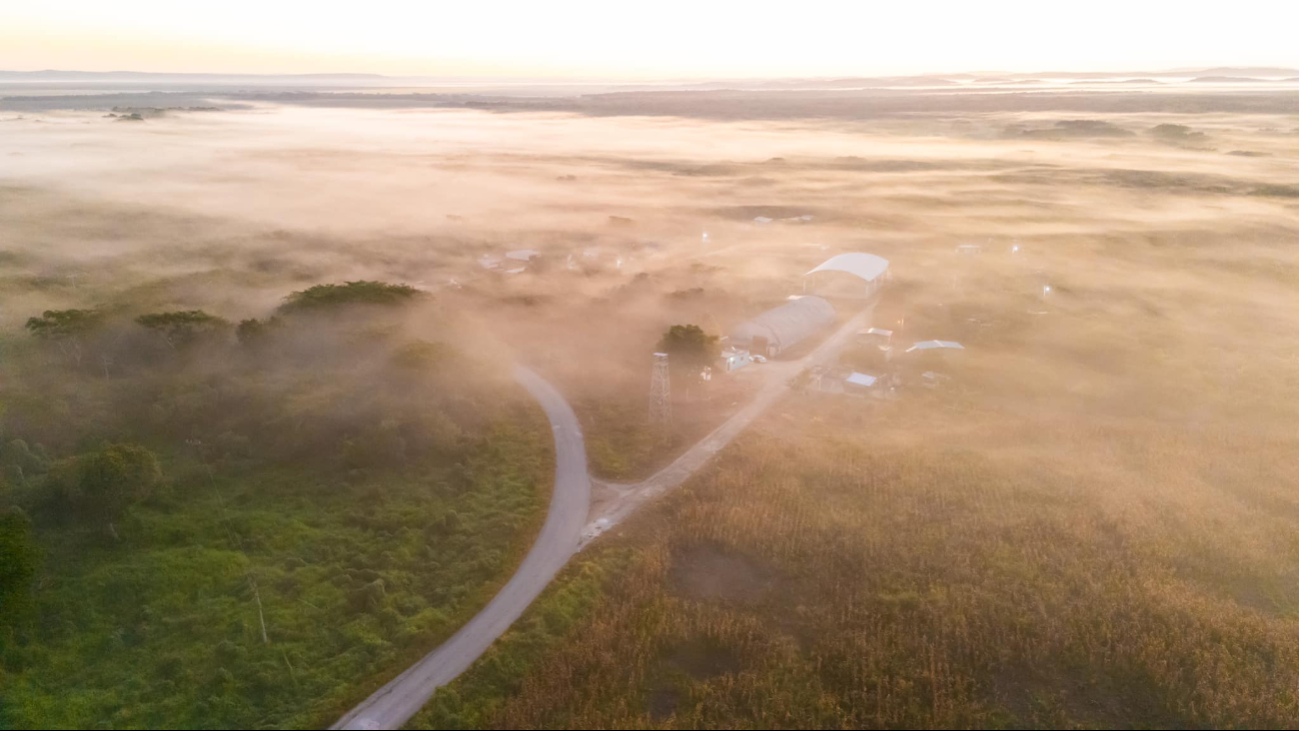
left=656, top=324, right=721, bottom=377
left=24, top=309, right=105, bottom=366
left=280, top=281, right=421, bottom=313
left=235, top=316, right=283, bottom=347
left=24, top=309, right=103, bottom=340
left=136, top=310, right=230, bottom=349
left=74, top=443, right=162, bottom=524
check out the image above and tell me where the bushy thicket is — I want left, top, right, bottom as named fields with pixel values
left=0, top=282, right=552, bottom=728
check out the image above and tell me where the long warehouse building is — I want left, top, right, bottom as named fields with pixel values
left=729, top=295, right=836, bottom=358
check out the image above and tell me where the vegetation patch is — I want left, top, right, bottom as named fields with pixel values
left=0, top=281, right=551, bottom=729
left=279, top=280, right=422, bottom=313
left=668, top=544, right=777, bottom=606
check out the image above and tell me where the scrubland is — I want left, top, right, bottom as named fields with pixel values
left=2, top=86, right=1298, bottom=728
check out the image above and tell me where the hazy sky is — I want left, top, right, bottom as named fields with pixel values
left=2, top=0, right=1297, bottom=79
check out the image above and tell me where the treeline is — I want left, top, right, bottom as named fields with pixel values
left=0, top=280, right=505, bottom=636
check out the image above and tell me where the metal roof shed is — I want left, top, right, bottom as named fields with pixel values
left=905, top=340, right=965, bottom=353
left=846, top=372, right=878, bottom=387
left=729, top=295, right=836, bottom=357
left=804, top=252, right=890, bottom=298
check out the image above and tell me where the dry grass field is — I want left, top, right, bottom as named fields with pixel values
left=404, top=100, right=1299, bottom=730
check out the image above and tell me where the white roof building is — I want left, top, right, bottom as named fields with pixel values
left=506, top=249, right=540, bottom=261
left=846, top=372, right=878, bottom=387
left=730, top=295, right=836, bottom=357
left=804, top=252, right=890, bottom=298
left=906, top=340, right=964, bottom=353
left=806, top=252, right=890, bottom=282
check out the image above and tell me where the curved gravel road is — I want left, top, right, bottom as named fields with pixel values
left=332, top=365, right=590, bottom=730
left=333, top=305, right=873, bottom=729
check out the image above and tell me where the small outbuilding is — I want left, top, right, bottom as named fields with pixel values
left=846, top=371, right=878, bottom=388
left=718, top=347, right=753, bottom=372
left=905, top=340, right=964, bottom=353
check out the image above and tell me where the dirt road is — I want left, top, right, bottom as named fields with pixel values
left=334, top=305, right=872, bottom=729
left=332, top=365, right=590, bottom=730
left=581, top=303, right=875, bottom=545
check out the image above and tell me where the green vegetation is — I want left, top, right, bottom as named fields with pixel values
left=60, top=442, right=162, bottom=528
left=236, top=316, right=283, bottom=347
left=407, top=549, right=630, bottom=730
left=24, top=308, right=104, bottom=340
left=0, top=281, right=552, bottom=728
left=280, top=281, right=422, bottom=313
left=0, top=507, right=41, bottom=635
left=24, top=309, right=105, bottom=367
left=656, top=324, right=720, bottom=381
left=135, top=310, right=230, bottom=350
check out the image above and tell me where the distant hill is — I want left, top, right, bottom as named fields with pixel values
left=1190, top=66, right=1299, bottom=77
left=1077, top=78, right=1163, bottom=85
left=1190, top=76, right=1269, bottom=83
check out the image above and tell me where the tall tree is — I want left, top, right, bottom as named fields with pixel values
left=24, top=309, right=104, bottom=367
left=136, top=310, right=229, bottom=350
left=656, top=324, right=721, bottom=399
left=76, top=443, right=161, bottom=527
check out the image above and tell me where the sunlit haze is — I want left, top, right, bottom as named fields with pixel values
left=4, top=3, right=1299, bottom=730
left=3, top=0, right=1297, bottom=78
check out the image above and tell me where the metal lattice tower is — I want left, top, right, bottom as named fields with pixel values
left=649, top=352, right=672, bottom=425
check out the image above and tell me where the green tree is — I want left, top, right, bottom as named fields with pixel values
left=24, top=309, right=104, bottom=367
left=0, top=507, right=41, bottom=629
left=279, top=281, right=421, bottom=313
left=0, top=440, right=49, bottom=485
left=235, top=316, right=282, bottom=347
left=76, top=443, right=161, bottom=526
left=657, top=324, right=720, bottom=374
left=136, top=310, right=230, bottom=350
left=657, top=324, right=721, bottom=401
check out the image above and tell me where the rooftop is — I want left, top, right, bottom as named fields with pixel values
left=806, top=252, right=890, bottom=283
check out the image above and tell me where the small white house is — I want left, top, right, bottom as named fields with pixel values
left=845, top=372, right=878, bottom=390
left=905, top=340, right=964, bottom=354
left=718, top=347, right=753, bottom=372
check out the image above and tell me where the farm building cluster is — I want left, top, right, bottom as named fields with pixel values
left=727, top=252, right=890, bottom=359
left=715, top=250, right=966, bottom=397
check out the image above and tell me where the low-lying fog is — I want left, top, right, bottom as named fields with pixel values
left=2, top=94, right=1297, bottom=432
